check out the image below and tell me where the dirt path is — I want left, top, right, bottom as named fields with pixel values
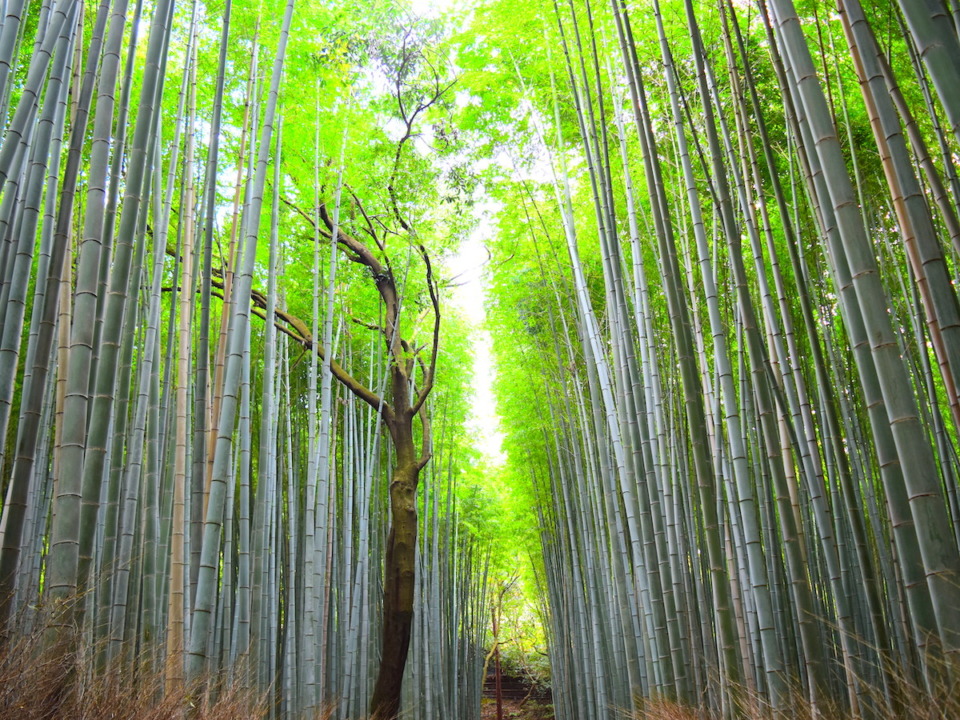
left=480, top=697, right=555, bottom=720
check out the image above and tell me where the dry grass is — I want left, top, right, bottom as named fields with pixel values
left=626, top=694, right=820, bottom=720
left=0, top=619, right=267, bottom=720
left=4, top=612, right=957, bottom=720
left=629, top=698, right=704, bottom=720
left=625, top=666, right=960, bottom=720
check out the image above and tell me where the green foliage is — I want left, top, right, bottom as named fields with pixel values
left=6, top=0, right=960, bottom=715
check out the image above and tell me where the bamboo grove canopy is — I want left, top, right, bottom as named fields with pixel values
left=1, top=0, right=960, bottom=719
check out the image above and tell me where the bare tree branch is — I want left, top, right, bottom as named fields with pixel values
left=412, top=241, right=441, bottom=416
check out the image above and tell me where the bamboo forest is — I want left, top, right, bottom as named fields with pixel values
left=4, top=0, right=960, bottom=718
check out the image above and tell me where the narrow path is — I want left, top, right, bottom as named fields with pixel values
left=481, top=672, right=554, bottom=720
left=480, top=697, right=555, bottom=720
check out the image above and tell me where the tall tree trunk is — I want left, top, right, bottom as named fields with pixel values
left=369, top=407, right=422, bottom=720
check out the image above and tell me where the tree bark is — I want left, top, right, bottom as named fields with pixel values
left=369, top=405, right=422, bottom=720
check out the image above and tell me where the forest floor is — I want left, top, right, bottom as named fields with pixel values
left=480, top=697, right=556, bottom=720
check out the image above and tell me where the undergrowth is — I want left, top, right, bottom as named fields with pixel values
left=627, top=665, right=960, bottom=720
left=7, top=612, right=957, bottom=719
left=0, top=616, right=268, bottom=720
